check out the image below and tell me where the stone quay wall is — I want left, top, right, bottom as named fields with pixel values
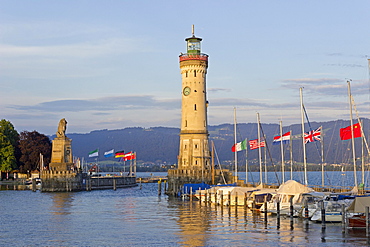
left=41, top=170, right=86, bottom=192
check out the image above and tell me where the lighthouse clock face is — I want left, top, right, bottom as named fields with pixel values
left=183, top=87, right=191, bottom=96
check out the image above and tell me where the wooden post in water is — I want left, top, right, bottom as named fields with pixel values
left=205, top=190, right=208, bottom=205
left=32, top=178, right=36, bottom=192
left=139, top=177, right=142, bottom=190
left=220, top=190, right=223, bottom=209
left=341, top=203, right=346, bottom=232
left=321, top=200, right=326, bottom=229
left=235, top=192, right=238, bottom=208
left=264, top=195, right=268, bottom=223
left=163, top=180, right=167, bottom=193
left=228, top=191, right=231, bottom=207
left=289, top=197, right=294, bottom=219
left=199, top=190, right=202, bottom=206
left=304, top=198, right=309, bottom=224
left=366, top=206, right=370, bottom=237
left=158, top=180, right=162, bottom=196
left=190, top=188, right=193, bottom=202
left=214, top=190, right=217, bottom=206
left=244, top=193, right=247, bottom=210
left=113, top=178, right=116, bottom=191
left=277, top=200, right=280, bottom=229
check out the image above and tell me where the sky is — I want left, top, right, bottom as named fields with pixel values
left=1, top=1, right=370, bottom=135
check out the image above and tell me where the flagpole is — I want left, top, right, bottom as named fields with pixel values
left=300, top=87, right=308, bottom=185
left=321, top=127, right=324, bottom=188
left=362, top=120, right=365, bottom=185
left=347, top=80, right=358, bottom=187
left=257, top=112, right=263, bottom=185
left=280, top=120, right=285, bottom=183
left=234, top=107, right=238, bottom=183
left=245, top=138, right=248, bottom=185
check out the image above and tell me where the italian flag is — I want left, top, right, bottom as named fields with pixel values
left=231, top=139, right=247, bottom=152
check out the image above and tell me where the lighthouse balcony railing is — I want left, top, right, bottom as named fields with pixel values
left=179, top=53, right=208, bottom=62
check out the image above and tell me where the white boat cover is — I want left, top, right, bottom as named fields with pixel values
left=276, top=180, right=314, bottom=194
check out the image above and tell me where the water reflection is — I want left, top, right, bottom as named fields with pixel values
left=51, top=192, right=74, bottom=215
left=174, top=201, right=211, bottom=246
left=168, top=199, right=370, bottom=246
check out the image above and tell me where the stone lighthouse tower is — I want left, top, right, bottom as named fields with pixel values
left=178, top=26, right=210, bottom=173
left=167, top=27, right=231, bottom=196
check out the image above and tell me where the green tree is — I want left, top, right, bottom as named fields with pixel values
left=19, top=131, right=52, bottom=173
left=0, top=120, right=19, bottom=176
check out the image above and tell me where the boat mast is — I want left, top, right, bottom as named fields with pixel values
left=234, top=107, right=238, bottom=183
left=290, top=130, right=293, bottom=180
left=300, top=87, right=308, bottom=185
left=257, top=112, right=263, bottom=184
left=264, top=145, right=268, bottom=184
left=347, top=80, right=358, bottom=187
left=280, top=120, right=285, bottom=183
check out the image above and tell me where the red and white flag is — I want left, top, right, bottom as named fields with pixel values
left=249, top=139, right=266, bottom=150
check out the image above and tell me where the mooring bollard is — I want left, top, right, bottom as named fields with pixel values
left=321, top=200, right=326, bottom=229
left=113, top=179, right=116, bottom=191
left=158, top=180, right=162, bottom=196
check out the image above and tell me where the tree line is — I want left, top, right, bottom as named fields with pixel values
left=0, top=119, right=51, bottom=179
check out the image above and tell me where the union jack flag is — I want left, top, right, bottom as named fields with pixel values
left=304, top=126, right=322, bottom=144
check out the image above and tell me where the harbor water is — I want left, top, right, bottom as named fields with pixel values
left=1, top=172, right=369, bottom=246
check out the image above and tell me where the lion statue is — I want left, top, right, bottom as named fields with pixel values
left=56, top=118, right=67, bottom=137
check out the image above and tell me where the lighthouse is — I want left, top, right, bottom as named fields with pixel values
left=178, top=26, right=210, bottom=172
left=167, top=26, right=231, bottom=196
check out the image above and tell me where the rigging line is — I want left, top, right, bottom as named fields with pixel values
left=302, top=104, right=323, bottom=161
left=213, top=144, right=227, bottom=185
left=351, top=95, right=370, bottom=155
left=259, top=121, right=281, bottom=185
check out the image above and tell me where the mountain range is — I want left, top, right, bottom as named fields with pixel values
left=57, top=118, right=370, bottom=167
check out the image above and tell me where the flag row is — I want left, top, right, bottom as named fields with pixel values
left=88, top=149, right=136, bottom=161
left=232, top=123, right=362, bottom=152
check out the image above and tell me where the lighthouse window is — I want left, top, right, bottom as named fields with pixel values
left=185, top=120, right=187, bottom=127
left=194, top=70, right=197, bottom=77
left=195, top=160, right=198, bottom=165
left=195, top=144, right=198, bottom=149
left=194, top=104, right=197, bottom=111
left=185, top=71, right=188, bottom=77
